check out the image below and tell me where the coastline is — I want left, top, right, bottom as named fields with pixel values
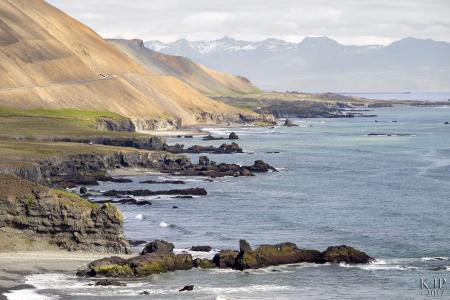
left=0, top=251, right=134, bottom=299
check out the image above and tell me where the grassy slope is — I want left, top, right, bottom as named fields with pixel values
left=0, top=106, right=147, bottom=138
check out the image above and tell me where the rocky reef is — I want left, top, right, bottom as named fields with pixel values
left=163, top=142, right=243, bottom=154
left=161, top=156, right=277, bottom=177
left=0, top=174, right=129, bottom=253
left=78, top=239, right=372, bottom=278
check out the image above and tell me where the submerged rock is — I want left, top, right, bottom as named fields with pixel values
left=141, top=240, right=174, bottom=255
left=283, top=119, right=298, bottom=127
left=179, top=285, right=194, bottom=292
left=103, top=188, right=207, bottom=197
left=190, top=246, right=212, bottom=252
left=94, top=279, right=126, bottom=286
left=229, top=132, right=239, bottom=140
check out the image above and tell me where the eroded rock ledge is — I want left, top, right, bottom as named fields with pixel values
left=0, top=174, right=129, bottom=253
left=78, top=239, right=372, bottom=277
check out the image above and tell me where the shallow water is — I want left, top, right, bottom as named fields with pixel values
left=8, top=106, right=450, bottom=299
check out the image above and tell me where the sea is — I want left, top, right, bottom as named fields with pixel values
left=5, top=98, right=450, bottom=299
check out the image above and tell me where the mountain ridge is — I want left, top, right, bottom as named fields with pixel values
left=108, top=38, right=260, bottom=96
left=145, top=36, right=450, bottom=92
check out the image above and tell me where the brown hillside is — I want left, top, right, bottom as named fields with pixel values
left=0, top=0, right=245, bottom=128
left=108, top=39, right=260, bottom=96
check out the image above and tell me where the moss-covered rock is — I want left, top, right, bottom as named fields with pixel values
left=320, top=245, right=373, bottom=264
left=213, top=250, right=239, bottom=268
left=193, top=258, right=216, bottom=269
left=79, top=253, right=194, bottom=278
left=235, top=241, right=321, bottom=270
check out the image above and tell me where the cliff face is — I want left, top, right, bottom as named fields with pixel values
left=0, top=174, right=129, bottom=253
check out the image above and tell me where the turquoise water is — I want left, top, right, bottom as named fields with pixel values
left=11, top=106, right=450, bottom=299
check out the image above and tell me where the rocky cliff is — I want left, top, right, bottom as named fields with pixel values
left=0, top=174, right=129, bottom=253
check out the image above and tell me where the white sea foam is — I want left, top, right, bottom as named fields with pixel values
left=421, top=257, right=449, bottom=261
left=3, top=289, right=54, bottom=300
left=174, top=248, right=219, bottom=259
left=135, top=213, right=144, bottom=220
left=339, top=258, right=418, bottom=271
left=159, top=221, right=170, bottom=227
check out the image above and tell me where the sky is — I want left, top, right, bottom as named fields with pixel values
left=47, top=0, right=450, bottom=45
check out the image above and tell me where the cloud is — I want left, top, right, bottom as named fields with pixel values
left=47, top=0, right=450, bottom=45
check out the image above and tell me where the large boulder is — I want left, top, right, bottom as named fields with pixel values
left=246, top=160, right=277, bottom=173
left=213, top=250, right=239, bottom=268
left=320, top=245, right=373, bottom=264
left=141, top=240, right=174, bottom=255
left=229, top=132, right=239, bottom=140
left=235, top=241, right=320, bottom=270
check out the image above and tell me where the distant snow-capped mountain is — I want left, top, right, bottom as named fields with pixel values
left=145, top=37, right=450, bottom=92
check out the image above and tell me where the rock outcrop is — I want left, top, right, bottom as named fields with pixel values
left=141, top=240, right=174, bottom=255
left=78, top=240, right=192, bottom=277
left=78, top=239, right=372, bottom=278
left=162, top=157, right=276, bottom=178
left=0, top=174, right=129, bottom=253
left=164, top=142, right=243, bottom=154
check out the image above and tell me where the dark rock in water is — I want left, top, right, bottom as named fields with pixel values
left=184, top=135, right=194, bottom=138
left=392, top=120, right=398, bottom=123
left=141, top=240, right=174, bottom=255
left=94, top=279, right=126, bottom=286
left=139, top=179, right=185, bottom=184
left=117, top=198, right=152, bottom=206
left=444, top=122, right=449, bottom=125
left=283, top=119, right=298, bottom=127
left=161, top=157, right=276, bottom=178
left=140, top=291, right=150, bottom=295
left=430, top=266, right=447, bottom=271
left=374, top=120, right=378, bottom=123
left=190, top=246, right=212, bottom=252
left=239, top=240, right=252, bottom=252
left=94, top=198, right=152, bottom=206
left=97, top=176, right=132, bottom=183
left=179, top=285, right=194, bottom=292
left=235, top=241, right=321, bottom=270
left=127, top=239, right=147, bottom=247
left=319, top=245, right=373, bottom=264
left=246, top=160, right=277, bottom=173
left=193, top=258, right=216, bottom=269
left=213, top=250, right=239, bottom=268
left=202, top=134, right=226, bottom=141
left=266, top=151, right=280, bottom=154
left=172, top=206, right=179, bottom=209
left=229, top=132, right=239, bottom=140
left=198, top=156, right=210, bottom=167
left=173, top=195, right=193, bottom=199
left=164, top=142, right=242, bottom=154
left=79, top=186, right=88, bottom=195
left=103, top=188, right=207, bottom=197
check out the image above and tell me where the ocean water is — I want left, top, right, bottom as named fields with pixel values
left=8, top=105, right=450, bottom=299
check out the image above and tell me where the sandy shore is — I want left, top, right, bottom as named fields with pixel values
left=0, top=251, right=133, bottom=299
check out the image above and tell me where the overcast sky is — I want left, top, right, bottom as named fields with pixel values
left=48, top=0, right=450, bottom=45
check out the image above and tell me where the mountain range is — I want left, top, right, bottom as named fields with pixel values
left=0, top=0, right=259, bottom=130
left=145, top=36, right=450, bottom=92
